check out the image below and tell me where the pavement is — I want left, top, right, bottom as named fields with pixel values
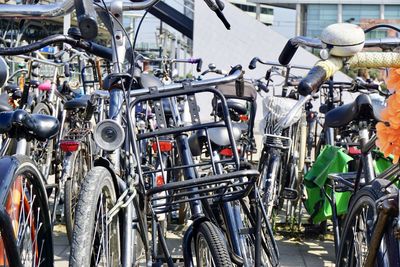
left=53, top=224, right=335, bottom=267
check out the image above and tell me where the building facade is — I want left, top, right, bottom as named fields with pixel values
left=229, top=0, right=275, bottom=25
left=250, top=0, right=400, bottom=37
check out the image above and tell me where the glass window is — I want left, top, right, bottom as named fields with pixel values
left=306, top=4, right=337, bottom=38
left=261, top=7, right=273, bottom=15
left=385, top=5, right=400, bottom=19
left=343, top=4, right=380, bottom=24
left=248, top=5, right=256, bottom=13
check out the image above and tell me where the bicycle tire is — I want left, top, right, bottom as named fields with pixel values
left=0, top=155, right=53, bottom=266
left=64, top=144, right=90, bottom=243
left=336, top=179, right=400, bottom=267
left=69, top=166, right=120, bottom=267
left=195, top=221, right=233, bottom=267
left=259, top=148, right=282, bottom=220
left=32, top=102, right=54, bottom=178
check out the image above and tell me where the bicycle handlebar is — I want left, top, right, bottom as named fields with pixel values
left=130, top=67, right=243, bottom=97
left=298, top=52, right=400, bottom=96
left=0, top=34, right=112, bottom=61
left=0, top=0, right=160, bottom=17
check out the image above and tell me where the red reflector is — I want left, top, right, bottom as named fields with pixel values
left=239, top=115, right=249, bottom=122
left=60, top=140, right=80, bottom=152
left=152, top=141, right=173, bottom=152
left=220, top=148, right=233, bottom=157
left=156, top=175, right=165, bottom=187
left=348, top=147, right=361, bottom=155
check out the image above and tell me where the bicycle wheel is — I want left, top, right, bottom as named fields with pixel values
left=336, top=180, right=400, bottom=267
left=236, top=198, right=279, bottom=267
left=259, top=148, right=282, bottom=220
left=195, top=221, right=233, bottom=267
left=64, top=144, right=90, bottom=243
left=70, top=166, right=120, bottom=267
left=32, top=102, right=54, bottom=178
left=0, top=155, right=53, bottom=266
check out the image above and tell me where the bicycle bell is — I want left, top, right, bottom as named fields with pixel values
left=94, top=119, right=125, bottom=151
left=320, top=23, right=365, bottom=60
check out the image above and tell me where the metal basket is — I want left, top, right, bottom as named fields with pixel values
left=261, top=95, right=301, bottom=135
left=130, top=86, right=259, bottom=214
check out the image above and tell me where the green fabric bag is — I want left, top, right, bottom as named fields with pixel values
left=304, top=146, right=394, bottom=224
left=304, top=145, right=353, bottom=224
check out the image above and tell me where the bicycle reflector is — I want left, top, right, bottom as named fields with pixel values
left=156, top=175, right=165, bottom=187
left=60, top=140, right=80, bottom=152
left=152, top=141, right=173, bottom=152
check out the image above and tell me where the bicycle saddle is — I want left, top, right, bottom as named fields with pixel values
left=4, top=84, right=19, bottom=94
left=139, top=73, right=162, bottom=88
left=38, top=81, right=52, bottom=91
left=217, top=81, right=257, bottom=101
left=64, top=95, right=91, bottom=110
left=0, top=93, right=12, bottom=112
left=189, top=123, right=242, bottom=156
left=325, top=94, right=382, bottom=128
left=0, top=109, right=59, bottom=140
left=216, top=99, right=247, bottom=120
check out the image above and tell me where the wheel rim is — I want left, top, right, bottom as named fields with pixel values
left=90, top=186, right=119, bottom=266
left=339, top=197, right=379, bottom=267
left=0, top=174, right=46, bottom=266
left=197, top=234, right=215, bottom=267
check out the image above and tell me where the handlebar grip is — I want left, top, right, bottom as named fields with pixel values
left=215, top=9, right=231, bottom=30
left=298, top=66, right=327, bottom=96
left=248, top=57, right=258, bottom=70
left=74, top=0, right=98, bottom=40
left=87, top=42, right=113, bottom=61
left=278, top=40, right=298, bottom=65
left=348, top=52, right=400, bottom=68
left=195, top=59, right=202, bottom=72
left=64, top=63, right=70, bottom=77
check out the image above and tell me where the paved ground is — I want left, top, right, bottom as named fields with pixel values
left=54, top=224, right=335, bottom=266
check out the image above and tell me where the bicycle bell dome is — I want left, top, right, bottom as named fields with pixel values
left=320, top=23, right=365, bottom=57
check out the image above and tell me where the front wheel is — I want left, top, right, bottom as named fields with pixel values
left=69, top=166, right=120, bottom=267
left=195, top=221, right=233, bottom=267
left=336, top=180, right=400, bottom=267
left=0, top=155, right=53, bottom=266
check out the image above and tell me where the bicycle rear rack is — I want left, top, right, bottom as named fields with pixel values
left=262, top=134, right=291, bottom=150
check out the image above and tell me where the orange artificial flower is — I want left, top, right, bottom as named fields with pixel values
left=376, top=68, right=400, bottom=162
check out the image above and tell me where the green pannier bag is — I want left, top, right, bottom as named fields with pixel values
left=304, top=145, right=392, bottom=224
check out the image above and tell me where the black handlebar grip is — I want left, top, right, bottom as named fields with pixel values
left=196, top=59, right=203, bottom=72
left=84, top=99, right=96, bottom=121
left=215, top=9, right=231, bottom=30
left=298, top=66, right=327, bottom=96
left=74, top=0, right=98, bottom=40
left=64, top=63, right=71, bottom=77
left=249, top=57, right=258, bottom=70
left=278, top=39, right=299, bottom=66
left=88, top=42, right=113, bottom=61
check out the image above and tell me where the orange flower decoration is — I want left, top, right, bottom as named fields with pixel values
left=376, top=68, right=400, bottom=163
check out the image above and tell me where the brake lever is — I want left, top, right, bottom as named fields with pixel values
left=203, top=0, right=231, bottom=30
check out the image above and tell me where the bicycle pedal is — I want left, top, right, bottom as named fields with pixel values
left=281, top=188, right=298, bottom=200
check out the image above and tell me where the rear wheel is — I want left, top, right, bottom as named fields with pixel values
left=70, top=166, right=120, bottom=267
left=195, top=221, right=232, bottom=267
left=0, top=156, right=53, bottom=266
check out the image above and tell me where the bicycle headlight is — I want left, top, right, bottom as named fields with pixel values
left=93, top=119, right=125, bottom=151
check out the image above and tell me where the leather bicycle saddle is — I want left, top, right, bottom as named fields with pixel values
left=64, top=95, right=91, bottom=110
left=139, top=73, right=163, bottom=88
left=216, top=99, right=247, bottom=121
left=325, top=94, right=383, bottom=128
left=0, top=109, right=59, bottom=140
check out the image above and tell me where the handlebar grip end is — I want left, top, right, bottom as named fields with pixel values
left=248, top=57, right=258, bottom=70
left=77, top=15, right=98, bottom=40
left=278, top=40, right=298, bottom=66
left=298, top=66, right=327, bottom=96
left=196, top=59, right=203, bottom=72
